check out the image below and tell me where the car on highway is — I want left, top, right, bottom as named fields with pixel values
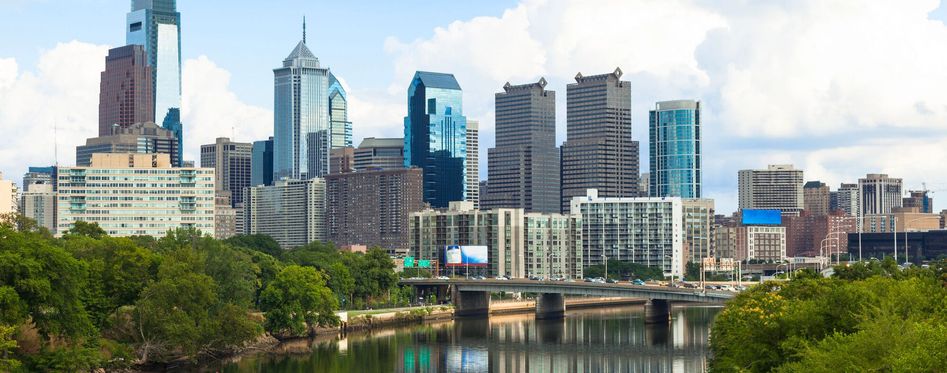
left=436, top=276, right=450, bottom=280
left=632, top=279, right=646, bottom=286
left=494, top=275, right=509, bottom=280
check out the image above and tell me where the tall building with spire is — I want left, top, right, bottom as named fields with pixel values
left=273, top=18, right=347, bottom=180
left=126, top=0, right=183, bottom=163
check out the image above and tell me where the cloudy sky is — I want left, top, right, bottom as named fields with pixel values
left=2, top=0, right=947, bottom=213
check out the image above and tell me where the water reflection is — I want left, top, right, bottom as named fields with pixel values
left=216, top=305, right=720, bottom=373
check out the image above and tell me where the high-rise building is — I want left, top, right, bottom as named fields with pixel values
left=329, top=147, right=355, bottom=174
left=273, top=24, right=333, bottom=180
left=649, top=100, right=701, bottom=198
left=784, top=212, right=854, bottom=257
left=0, top=173, right=17, bottom=215
left=683, top=199, right=715, bottom=263
left=408, top=202, right=583, bottom=279
left=328, top=73, right=352, bottom=150
left=483, top=78, right=560, bottom=213
left=560, top=68, right=639, bottom=212
left=639, top=173, right=650, bottom=198
left=98, top=45, right=154, bottom=136
left=858, top=174, right=902, bottom=216
left=126, top=0, right=183, bottom=162
left=325, top=168, right=424, bottom=255
left=243, top=178, right=326, bottom=248
left=76, top=122, right=180, bottom=167
left=19, top=183, right=55, bottom=232
left=56, top=153, right=214, bottom=237
left=903, top=190, right=933, bottom=214
left=803, top=181, right=830, bottom=216
left=22, top=167, right=55, bottom=193
left=251, top=137, right=274, bottom=186
left=403, top=71, right=467, bottom=208
left=738, top=164, right=804, bottom=214
left=466, top=119, right=480, bottom=208
left=213, top=191, right=238, bottom=240
left=353, top=137, right=404, bottom=171
left=569, top=189, right=683, bottom=278
left=200, top=137, right=252, bottom=207
left=837, top=183, right=859, bottom=216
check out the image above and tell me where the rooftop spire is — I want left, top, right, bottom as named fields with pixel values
left=303, top=16, right=307, bottom=44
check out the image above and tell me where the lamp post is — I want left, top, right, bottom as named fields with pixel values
left=901, top=216, right=940, bottom=265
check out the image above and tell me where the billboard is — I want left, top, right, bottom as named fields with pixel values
left=741, top=209, right=782, bottom=225
left=444, top=245, right=488, bottom=267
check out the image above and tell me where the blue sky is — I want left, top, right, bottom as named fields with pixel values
left=2, top=0, right=947, bottom=214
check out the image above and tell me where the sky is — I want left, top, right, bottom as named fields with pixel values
left=2, top=0, right=947, bottom=214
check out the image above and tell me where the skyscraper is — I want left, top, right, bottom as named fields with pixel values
left=803, top=181, right=830, bottom=216
left=200, top=137, right=252, bottom=207
left=858, top=174, right=902, bottom=216
left=251, top=137, right=274, bottom=187
left=273, top=22, right=334, bottom=180
left=126, top=0, right=183, bottom=161
left=19, top=183, right=55, bottom=232
left=98, top=45, right=154, bottom=136
left=22, top=167, right=55, bottom=193
left=560, top=68, right=639, bottom=213
left=484, top=78, right=560, bottom=213
left=903, top=190, right=933, bottom=214
left=837, top=183, right=859, bottom=216
left=737, top=164, right=804, bottom=214
left=76, top=122, right=180, bottom=166
left=353, top=137, right=404, bottom=170
left=466, top=119, right=480, bottom=208
left=328, top=73, right=352, bottom=150
left=649, top=100, right=701, bottom=198
left=243, top=178, right=326, bottom=249
left=403, top=71, right=467, bottom=208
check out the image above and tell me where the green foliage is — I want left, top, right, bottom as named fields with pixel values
left=710, top=260, right=947, bottom=372
left=63, top=220, right=106, bottom=239
left=0, top=324, right=20, bottom=371
left=226, top=234, right=284, bottom=259
left=584, top=261, right=665, bottom=280
left=260, top=265, right=339, bottom=336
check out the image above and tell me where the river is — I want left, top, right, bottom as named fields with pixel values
left=211, top=304, right=721, bottom=372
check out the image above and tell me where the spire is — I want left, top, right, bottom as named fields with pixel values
left=303, top=16, right=307, bottom=44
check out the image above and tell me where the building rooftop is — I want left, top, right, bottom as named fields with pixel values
left=414, top=71, right=462, bottom=90
left=357, top=137, right=403, bottom=148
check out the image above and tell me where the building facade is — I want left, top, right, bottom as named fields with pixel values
left=837, top=183, right=859, bottom=216
left=77, top=122, right=180, bottom=167
left=329, top=147, right=355, bottom=174
left=738, top=164, right=804, bottom=214
left=325, top=168, right=424, bottom=255
left=55, top=153, right=214, bottom=237
left=403, top=71, right=468, bottom=208
left=22, top=167, right=55, bottom=193
left=214, top=191, right=237, bottom=240
left=466, top=119, right=480, bottom=208
left=251, top=137, right=274, bottom=187
left=19, top=183, right=55, bottom=232
left=0, top=173, right=17, bottom=215
left=902, top=190, right=933, bottom=214
left=243, top=178, right=326, bottom=248
left=569, top=189, right=683, bottom=278
left=484, top=78, right=560, bottom=213
left=354, top=137, right=404, bottom=171
left=803, top=181, right=830, bottom=216
left=784, top=212, right=854, bottom=257
left=683, top=198, right=715, bottom=263
left=649, top=100, right=701, bottom=198
left=858, top=174, right=903, bottom=216
left=745, top=226, right=787, bottom=261
left=98, top=44, right=153, bottom=136
left=561, top=68, right=639, bottom=212
left=328, top=73, right=352, bottom=150
left=200, top=137, right=252, bottom=207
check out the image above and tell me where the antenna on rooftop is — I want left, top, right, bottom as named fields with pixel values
left=53, top=119, right=59, bottom=167
left=303, top=16, right=307, bottom=44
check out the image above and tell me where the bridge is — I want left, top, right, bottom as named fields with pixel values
left=401, top=279, right=735, bottom=324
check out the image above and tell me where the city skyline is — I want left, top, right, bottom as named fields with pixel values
left=3, top=1, right=947, bottom=213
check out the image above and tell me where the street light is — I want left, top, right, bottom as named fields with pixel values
left=901, top=215, right=940, bottom=265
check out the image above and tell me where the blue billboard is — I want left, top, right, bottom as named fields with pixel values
left=742, top=209, right=782, bottom=225
left=445, top=245, right=488, bottom=267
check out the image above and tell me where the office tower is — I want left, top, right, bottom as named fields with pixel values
left=19, top=183, right=55, bottom=231
left=466, top=119, right=480, bottom=208
left=274, top=24, right=332, bottom=181
left=353, top=137, right=404, bottom=170
left=325, top=168, right=424, bottom=255
left=408, top=202, right=582, bottom=279
left=214, top=191, right=237, bottom=240
left=126, top=0, right=183, bottom=162
left=569, top=189, right=683, bottom=278
left=403, top=71, right=467, bottom=208
left=22, top=167, right=55, bottom=192
left=98, top=45, right=154, bottom=136
left=0, top=173, right=17, bottom=215
left=328, top=73, right=352, bottom=150
left=858, top=174, right=902, bottom=216
left=329, top=147, right=355, bottom=174
left=56, top=153, right=214, bottom=237
left=803, top=181, right=830, bottom=216
left=837, top=183, right=859, bottom=216
left=683, top=199, right=715, bottom=263
left=714, top=225, right=739, bottom=260
left=737, top=164, right=804, bottom=214
left=76, top=122, right=180, bottom=166
left=243, top=178, right=326, bottom=248
left=484, top=78, right=560, bottom=213
left=649, top=100, right=701, bottom=198
left=251, top=137, right=274, bottom=186
left=638, top=173, right=650, bottom=198
left=903, top=190, right=933, bottom=213
left=560, top=68, right=639, bottom=212
left=200, top=137, right=252, bottom=207
left=829, top=191, right=839, bottom=213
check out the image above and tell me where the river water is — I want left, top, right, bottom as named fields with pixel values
left=213, top=305, right=721, bottom=372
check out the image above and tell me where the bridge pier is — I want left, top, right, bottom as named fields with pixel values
left=535, top=293, right=565, bottom=319
left=452, top=288, right=490, bottom=317
left=644, top=299, right=671, bottom=324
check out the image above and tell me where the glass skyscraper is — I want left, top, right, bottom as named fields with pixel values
left=649, top=100, right=701, bottom=198
left=126, top=0, right=182, bottom=163
left=251, top=137, right=274, bottom=187
left=328, top=73, right=352, bottom=150
left=273, top=35, right=330, bottom=180
left=404, top=71, right=467, bottom=208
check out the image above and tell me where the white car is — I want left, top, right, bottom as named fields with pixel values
left=436, top=276, right=450, bottom=280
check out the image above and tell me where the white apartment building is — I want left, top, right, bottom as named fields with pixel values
left=243, top=178, right=326, bottom=248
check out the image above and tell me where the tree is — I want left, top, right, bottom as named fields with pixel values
left=64, top=221, right=107, bottom=239
left=0, top=324, right=20, bottom=371
left=259, top=265, right=339, bottom=337
left=226, top=234, right=284, bottom=259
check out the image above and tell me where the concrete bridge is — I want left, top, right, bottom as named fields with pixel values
left=401, top=279, right=735, bottom=324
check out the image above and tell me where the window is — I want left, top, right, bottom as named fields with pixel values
left=130, top=22, right=142, bottom=32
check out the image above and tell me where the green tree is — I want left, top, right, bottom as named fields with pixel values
left=0, top=324, right=20, bottom=371
left=64, top=220, right=107, bottom=239
left=260, top=265, right=339, bottom=337
left=226, top=234, right=284, bottom=259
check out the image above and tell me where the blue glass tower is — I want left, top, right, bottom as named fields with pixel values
left=404, top=71, right=467, bottom=208
left=273, top=21, right=330, bottom=181
left=126, top=0, right=182, bottom=165
left=328, top=73, right=352, bottom=149
left=649, top=100, right=701, bottom=198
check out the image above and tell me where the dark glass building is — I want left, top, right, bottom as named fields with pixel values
left=649, top=100, right=701, bottom=198
left=98, top=45, right=154, bottom=136
left=403, top=71, right=467, bottom=208
left=251, top=137, right=274, bottom=187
